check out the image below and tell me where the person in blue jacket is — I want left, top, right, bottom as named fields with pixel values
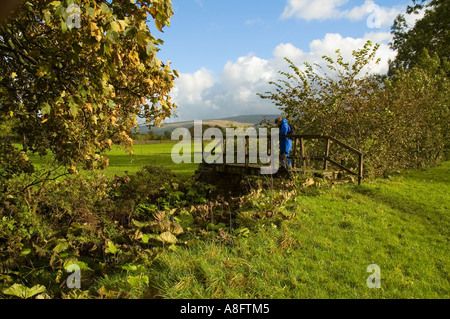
left=275, top=118, right=292, bottom=168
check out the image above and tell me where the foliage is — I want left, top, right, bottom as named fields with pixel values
left=2, top=283, right=46, bottom=299
left=131, top=130, right=172, bottom=141
left=259, top=41, right=449, bottom=177
left=390, top=0, right=449, bottom=72
left=382, top=50, right=450, bottom=168
left=0, top=0, right=177, bottom=174
left=0, top=162, right=228, bottom=298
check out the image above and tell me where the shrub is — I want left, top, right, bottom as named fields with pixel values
left=259, top=41, right=449, bottom=177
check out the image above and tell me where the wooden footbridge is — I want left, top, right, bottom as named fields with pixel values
left=196, top=134, right=364, bottom=185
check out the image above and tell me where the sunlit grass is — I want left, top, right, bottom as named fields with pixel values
left=147, top=162, right=450, bottom=299
left=26, top=142, right=200, bottom=180
left=103, top=143, right=199, bottom=180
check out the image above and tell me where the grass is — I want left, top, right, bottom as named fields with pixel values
left=24, top=143, right=450, bottom=298
left=145, top=162, right=450, bottom=299
left=102, top=143, right=199, bottom=180
left=27, top=142, right=200, bottom=180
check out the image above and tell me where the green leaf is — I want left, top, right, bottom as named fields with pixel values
left=3, top=284, right=46, bottom=299
left=64, top=259, right=92, bottom=271
left=174, top=211, right=194, bottom=229
left=41, top=102, right=51, bottom=116
left=106, top=30, right=119, bottom=43
left=136, top=30, right=148, bottom=45
left=107, top=100, right=116, bottom=109
left=105, top=241, right=118, bottom=254
left=86, top=6, right=95, bottom=18
left=132, top=219, right=150, bottom=229
left=20, top=248, right=32, bottom=256
left=69, top=103, right=78, bottom=117
left=124, top=26, right=137, bottom=37
left=145, top=41, right=155, bottom=56
left=100, top=3, right=111, bottom=15
left=53, top=240, right=69, bottom=253
left=141, top=233, right=151, bottom=244
left=61, top=19, right=67, bottom=33
left=127, top=275, right=149, bottom=287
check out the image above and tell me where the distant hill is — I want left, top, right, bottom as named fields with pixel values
left=135, top=114, right=281, bottom=135
left=204, top=114, right=280, bottom=125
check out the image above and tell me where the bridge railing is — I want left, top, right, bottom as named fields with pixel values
left=281, top=135, right=363, bottom=185
left=199, top=134, right=364, bottom=184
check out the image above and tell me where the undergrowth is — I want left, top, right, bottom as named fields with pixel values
left=0, top=163, right=448, bottom=299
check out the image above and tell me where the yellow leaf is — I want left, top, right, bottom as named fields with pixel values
left=155, top=20, right=163, bottom=32
left=157, top=232, right=177, bottom=244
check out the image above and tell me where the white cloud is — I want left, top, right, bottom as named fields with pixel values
left=171, top=67, right=214, bottom=105
left=273, top=43, right=306, bottom=62
left=281, top=0, right=348, bottom=21
left=346, top=2, right=402, bottom=29
left=281, top=0, right=404, bottom=28
left=307, top=32, right=396, bottom=74
left=222, top=54, right=274, bottom=86
left=170, top=32, right=397, bottom=122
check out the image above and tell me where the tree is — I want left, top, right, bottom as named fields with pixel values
left=383, top=50, right=449, bottom=168
left=258, top=40, right=449, bottom=177
left=163, top=130, right=172, bottom=140
left=258, top=41, right=383, bottom=144
left=390, top=0, right=450, bottom=72
left=0, top=0, right=178, bottom=175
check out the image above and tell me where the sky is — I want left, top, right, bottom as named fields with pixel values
left=153, top=0, right=423, bottom=123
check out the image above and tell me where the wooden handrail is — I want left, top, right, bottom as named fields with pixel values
left=200, top=134, right=364, bottom=184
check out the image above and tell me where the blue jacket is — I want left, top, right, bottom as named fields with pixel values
left=279, top=119, right=292, bottom=154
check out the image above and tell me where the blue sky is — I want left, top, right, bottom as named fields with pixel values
left=152, top=0, right=420, bottom=123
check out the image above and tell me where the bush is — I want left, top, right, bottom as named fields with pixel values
left=259, top=42, right=449, bottom=177
left=0, top=163, right=207, bottom=298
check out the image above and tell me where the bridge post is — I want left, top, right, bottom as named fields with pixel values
left=292, top=136, right=298, bottom=168
left=358, top=154, right=363, bottom=185
left=300, top=137, right=306, bottom=173
left=245, top=135, right=249, bottom=168
left=201, top=139, right=205, bottom=164
left=323, top=137, right=331, bottom=171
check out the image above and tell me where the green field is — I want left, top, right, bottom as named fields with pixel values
left=146, top=162, right=450, bottom=299
left=29, top=142, right=200, bottom=180
left=103, top=143, right=199, bottom=179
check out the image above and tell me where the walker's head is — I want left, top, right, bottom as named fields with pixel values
left=275, top=118, right=282, bottom=127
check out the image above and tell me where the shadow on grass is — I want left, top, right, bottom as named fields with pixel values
left=351, top=164, right=449, bottom=236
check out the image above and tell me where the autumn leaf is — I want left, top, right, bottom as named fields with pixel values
left=157, top=232, right=177, bottom=244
